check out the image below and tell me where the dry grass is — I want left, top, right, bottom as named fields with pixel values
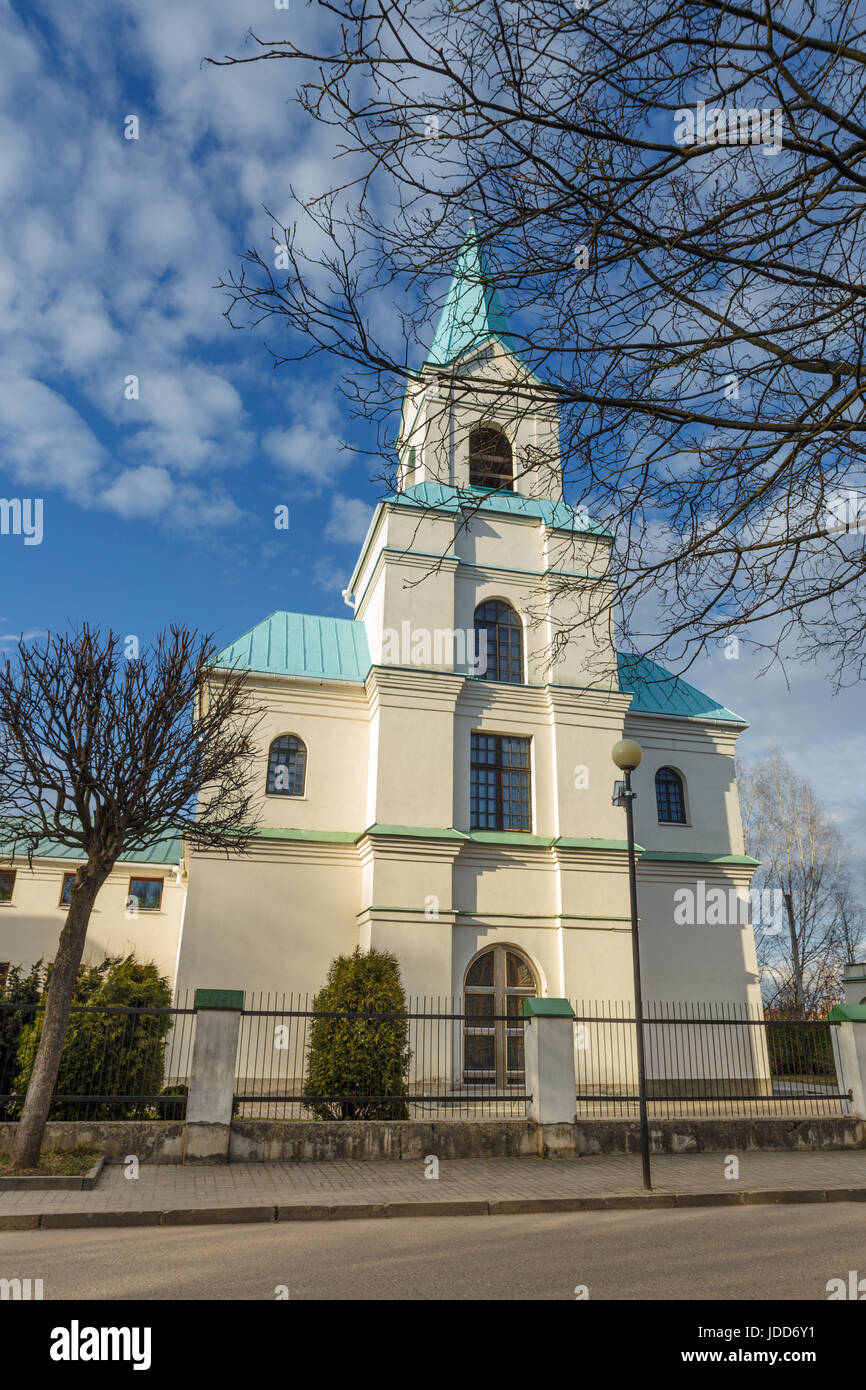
left=0, top=1146, right=100, bottom=1177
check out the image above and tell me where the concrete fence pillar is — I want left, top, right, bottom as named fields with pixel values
left=185, top=988, right=244, bottom=1164
left=522, top=998, right=577, bottom=1155
left=829, top=966, right=866, bottom=1123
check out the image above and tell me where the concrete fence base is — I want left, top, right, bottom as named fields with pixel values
left=1, top=1115, right=863, bottom=1165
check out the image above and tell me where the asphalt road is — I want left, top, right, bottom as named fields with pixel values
left=2, top=1204, right=866, bottom=1300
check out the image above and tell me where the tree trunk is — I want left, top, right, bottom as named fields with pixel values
left=783, top=890, right=806, bottom=1022
left=8, top=869, right=106, bottom=1171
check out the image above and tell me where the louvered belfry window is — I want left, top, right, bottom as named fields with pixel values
left=469, top=427, right=513, bottom=489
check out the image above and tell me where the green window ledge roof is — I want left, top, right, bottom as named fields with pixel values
left=394, top=481, right=612, bottom=538
left=244, top=826, right=750, bottom=864
left=639, top=851, right=760, bottom=866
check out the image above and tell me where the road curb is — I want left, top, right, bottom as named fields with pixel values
left=4, top=1184, right=866, bottom=1231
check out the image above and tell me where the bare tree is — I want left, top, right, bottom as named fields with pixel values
left=209, top=0, right=866, bottom=682
left=738, top=749, right=863, bottom=1016
left=0, top=626, right=262, bottom=1171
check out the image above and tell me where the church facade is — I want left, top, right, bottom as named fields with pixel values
left=173, top=231, right=763, bottom=1042
left=0, top=235, right=763, bottom=1088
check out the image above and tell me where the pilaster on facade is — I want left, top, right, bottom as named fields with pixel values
left=544, top=684, right=633, bottom=728
left=456, top=678, right=551, bottom=721
left=624, top=711, right=746, bottom=757
left=364, top=665, right=466, bottom=711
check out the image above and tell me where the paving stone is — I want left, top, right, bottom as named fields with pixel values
left=0, top=1149, right=864, bottom=1229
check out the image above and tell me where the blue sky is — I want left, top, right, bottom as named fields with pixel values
left=0, top=0, right=381, bottom=660
left=1, top=0, right=864, bottom=852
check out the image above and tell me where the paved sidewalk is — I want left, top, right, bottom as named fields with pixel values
left=1, top=1149, right=864, bottom=1230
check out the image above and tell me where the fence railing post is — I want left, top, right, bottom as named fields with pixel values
left=522, top=998, right=577, bottom=1155
left=185, top=988, right=243, bottom=1164
left=828, top=999, right=866, bottom=1123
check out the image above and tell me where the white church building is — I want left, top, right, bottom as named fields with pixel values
left=1, top=233, right=763, bottom=1086
left=174, top=231, right=763, bottom=1036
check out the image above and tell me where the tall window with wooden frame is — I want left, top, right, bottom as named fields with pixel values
left=473, top=600, right=523, bottom=684
left=470, top=733, right=531, bottom=831
left=655, top=766, right=687, bottom=823
left=266, top=734, right=307, bottom=797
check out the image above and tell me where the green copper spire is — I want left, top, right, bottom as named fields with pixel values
left=425, top=226, right=518, bottom=367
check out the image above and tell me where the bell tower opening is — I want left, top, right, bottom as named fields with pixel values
left=395, top=225, right=565, bottom=502
left=468, top=427, right=513, bottom=490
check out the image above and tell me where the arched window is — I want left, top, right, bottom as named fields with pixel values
left=655, top=766, right=686, bottom=823
left=474, top=600, right=523, bottom=683
left=469, top=427, right=513, bottom=490
left=266, top=735, right=307, bottom=797
left=463, top=945, right=537, bottom=1088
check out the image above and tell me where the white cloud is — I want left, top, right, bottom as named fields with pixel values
left=0, top=0, right=351, bottom=532
left=0, top=375, right=105, bottom=494
left=100, top=465, right=175, bottom=518
left=263, top=383, right=348, bottom=486
left=324, top=493, right=374, bottom=544
left=100, top=465, right=243, bottom=530
left=312, top=557, right=351, bottom=595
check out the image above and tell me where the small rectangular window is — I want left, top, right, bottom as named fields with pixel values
left=60, top=873, right=76, bottom=906
left=0, top=870, right=16, bottom=904
left=128, top=877, right=163, bottom=912
left=470, top=733, right=531, bottom=831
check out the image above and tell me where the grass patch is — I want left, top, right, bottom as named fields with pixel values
left=0, top=1146, right=101, bottom=1177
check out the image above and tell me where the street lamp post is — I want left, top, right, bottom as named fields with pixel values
left=611, top=738, right=652, bottom=1190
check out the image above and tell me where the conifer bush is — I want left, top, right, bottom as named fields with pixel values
left=0, top=962, right=46, bottom=1121
left=303, top=947, right=411, bottom=1120
left=14, top=955, right=172, bottom=1120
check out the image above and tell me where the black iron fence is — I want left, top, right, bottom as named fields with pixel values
left=0, top=993, right=196, bottom=1121
left=234, top=995, right=529, bottom=1119
left=570, top=999, right=848, bottom=1119
left=0, top=992, right=851, bottom=1123
left=233, top=994, right=851, bottom=1122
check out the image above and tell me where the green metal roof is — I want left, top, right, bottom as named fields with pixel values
left=425, top=228, right=520, bottom=368
left=618, top=652, right=744, bottom=724
left=215, top=611, right=371, bottom=682
left=1, top=834, right=182, bottom=866
left=213, top=613, right=741, bottom=726
left=395, top=482, right=612, bottom=538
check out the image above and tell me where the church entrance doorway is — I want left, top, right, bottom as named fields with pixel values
left=463, top=945, right=538, bottom=1088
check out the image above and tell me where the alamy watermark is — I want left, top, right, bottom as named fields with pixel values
left=674, top=882, right=784, bottom=933
left=49, top=1321, right=151, bottom=1370
left=0, top=498, right=43, bottom=546
left=1, top=1277, right=43, bottom=1300
left=821, top=488, right=866, bottom=536
left=674, top=100, right=783, bottom=156
left=380, top=623, right=487, bottom=675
